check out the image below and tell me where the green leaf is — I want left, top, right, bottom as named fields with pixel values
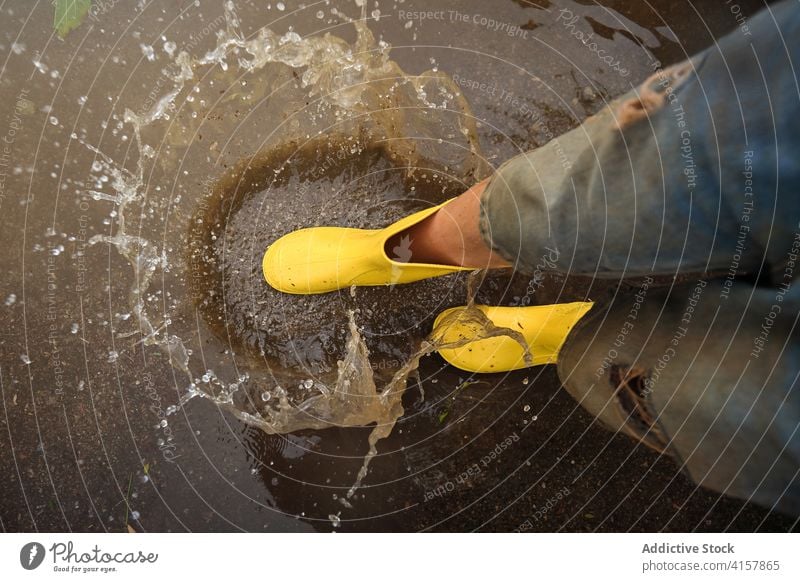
left=54, top=0, right=92, bottom=39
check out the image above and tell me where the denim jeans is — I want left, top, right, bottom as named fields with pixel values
left=480, top=0, right=799, bottom=515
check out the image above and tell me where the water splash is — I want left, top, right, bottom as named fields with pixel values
left=77, top=0, right=494, bottom=503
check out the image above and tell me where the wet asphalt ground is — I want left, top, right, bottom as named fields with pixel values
left=1, top=0, right=797, bottom=532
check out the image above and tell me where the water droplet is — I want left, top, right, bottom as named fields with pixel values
left=159, top=419, right=168, bottom=428
left=261, top=391, right=272, bottom=402
left=20, top=354, right=31, bottom=365
left=276, top=2, right=285, bottom=11
left=49, top=116, right=59, bottom=126
left=77, top=380, right=85, bottom=391
left=316, top=10, right=324, bottom=19
left=130, top=510, right=140, bottom=520
left=5, top=293, right=16, bottom=306
left=140, top=44, right=156, bottom=61
left=301, top=379, right=313, bottom=389
left=523, top=405, right=531, bottom=413
left=107, top=350, right=119, bottom=363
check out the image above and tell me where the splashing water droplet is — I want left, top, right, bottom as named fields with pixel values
left=140, top=44, right=156, bottom=61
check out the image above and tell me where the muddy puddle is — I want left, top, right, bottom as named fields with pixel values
left=2, top=0, right=794, bottom=532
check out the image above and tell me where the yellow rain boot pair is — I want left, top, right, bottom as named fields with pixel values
left=262, top=201, right=593, bottom=372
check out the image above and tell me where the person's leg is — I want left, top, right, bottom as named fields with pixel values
left=557, top=278, right=800, bottom=516
left=385, top=178, right=511, bottom=269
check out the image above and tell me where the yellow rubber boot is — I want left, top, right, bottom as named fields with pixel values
left=263, top=199, right=472, bottom=294
left=433, top=302, right=594, bottom=373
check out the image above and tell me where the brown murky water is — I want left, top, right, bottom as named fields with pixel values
left=1, top=0, right=794, bottom=532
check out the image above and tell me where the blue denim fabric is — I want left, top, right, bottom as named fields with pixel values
left=481, top=1, right=800, bottom=514
left=483, top=2, right=800, bottom=278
